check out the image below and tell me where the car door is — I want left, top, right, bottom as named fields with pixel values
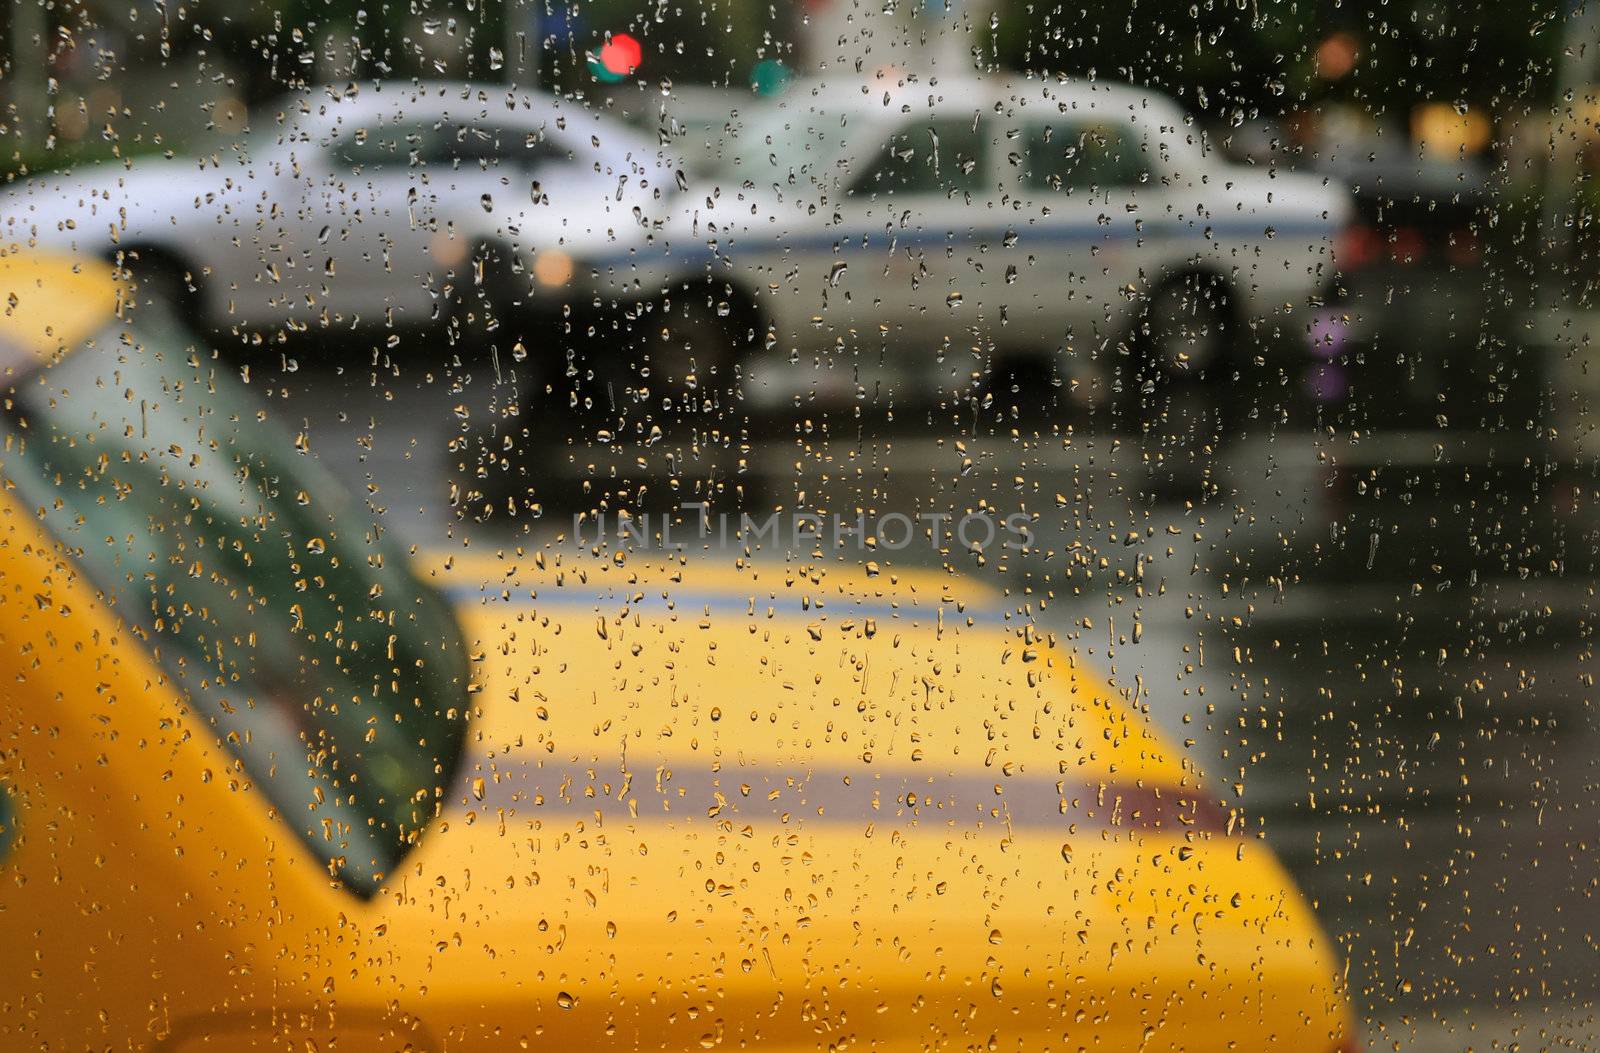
left=832, top=112, right=997, bottom=353
left=1000, top=115, right=1152, bottom=357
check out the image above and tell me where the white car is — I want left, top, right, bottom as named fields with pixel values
left=0, top=81, right=678, bottom=334
left=559, top=72, right=1352, bottom=420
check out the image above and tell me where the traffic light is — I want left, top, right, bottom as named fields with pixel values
left=588, top=32, right=642, bottom=83
left=751, top=58, right=793, bottom=96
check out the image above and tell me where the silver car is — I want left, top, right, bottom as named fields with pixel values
left=553, top=73, right=1352, bottom=423
left=0, top=81, right=678, bottom=334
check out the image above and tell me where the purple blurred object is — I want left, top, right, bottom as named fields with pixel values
left=1307, top=310, right=1348, bottom=360
left=1305, top=363, right=1349, bottom=403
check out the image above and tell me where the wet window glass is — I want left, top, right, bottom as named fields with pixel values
left=335, top=124, right=428, bottom=169
left=2, top=0, right=1596, bottom=1048
left=338, top=121, right=559, bottom=171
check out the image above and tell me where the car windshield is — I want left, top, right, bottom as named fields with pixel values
left=0, top=309, right=470, bottom=897
left=722, top=100, right=859, bottom=188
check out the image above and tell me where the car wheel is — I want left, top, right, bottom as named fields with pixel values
left=644, top=288, right=742, bottom=438
left=1123, top=275, right=1238, bottom=458
left=1140, top=274, right=1234, bottom=378
left=449, top=245, right=562, bottom=512
left=450, top=243, right=519, bottom=341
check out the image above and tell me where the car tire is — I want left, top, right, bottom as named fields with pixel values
left=450, top=242, right=520, bottom=342
left=574, top=286, right=745, bottom=503
left=573, top=284, right=742, bottom=459
left=652, top=290, right=740, bottom=420
left=482, top=283, right=748, bottom=518
left=1123, top=273, right=1238, bottom=458
left=1139, top=274, right=1234, bottom=378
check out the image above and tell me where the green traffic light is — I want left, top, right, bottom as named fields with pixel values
left=751, top=59, right=794, bottom=96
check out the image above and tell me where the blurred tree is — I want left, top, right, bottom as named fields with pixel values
left=165, top=0, right=506, bottom=103
left=4, top=0, right=50, bottom=148
left=990, top=0, right=1563, bottom=125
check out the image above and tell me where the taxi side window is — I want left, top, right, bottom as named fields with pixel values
left=337, top=122, right=560, bottom=172
left=334, top=123, right=428, bottom=170
left=1020, top=121, right=1148, bottom=193
left=422, top=122, right=504, bottom=166
left=851, top=117, right=989, bottom=197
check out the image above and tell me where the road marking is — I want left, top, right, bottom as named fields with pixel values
left=450, top=758, right=1230, bottom=836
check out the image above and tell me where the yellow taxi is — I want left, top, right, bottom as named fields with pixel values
left=0, top=248, right=1355, bottom=1051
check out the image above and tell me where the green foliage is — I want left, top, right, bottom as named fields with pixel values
left=1, top=140, right=170, bottom=183
left=991, top=0, right=1562, bottom=119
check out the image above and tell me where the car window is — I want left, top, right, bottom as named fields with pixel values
left=724, top=101, right=858, bottom=190
left=337, top=120, right=563, bottom=172
left=420, top=121, right=507, bottom=166
left=850, top=116, right=991, bottom=197
left=0, top=310, right=470, bottom=896
left=334, top=121, right=427, bottom=170
left=1017, top=120, right=1148, bottom=193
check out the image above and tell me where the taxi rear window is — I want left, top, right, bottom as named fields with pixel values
left=0, top=311, right=470, bottom=896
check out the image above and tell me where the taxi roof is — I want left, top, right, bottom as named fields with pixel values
left=435, top=548, right=1200, bottom=811
left=273, top=80, right=660, bottom=155
left=778, top=72, right=1190, bottom=125
left=0, top=246, right=120, bottom=370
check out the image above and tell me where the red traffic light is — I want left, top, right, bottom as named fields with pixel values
left=598, top=33, right=642, bottom=78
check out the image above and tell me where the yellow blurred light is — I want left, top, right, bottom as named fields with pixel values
left=213, top=94, right=248, bottom=133
left=1412, top=103, right=1491, bottom=158
left=88, top=87, right=123, bottom=121
left=55, top=96, right=89, bottom=142
left=533, top=249, right=574, bottom=288
left=430, top=230, right=470, bottom=269
left=1315, top=33, right=1358, bottom=80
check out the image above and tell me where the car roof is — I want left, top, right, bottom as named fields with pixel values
left=435, top=550, right=1197, bottom=793
left=778, top=73, right=1189, bottom=125
left=0, top=247, right=120, bottom=371
left=280, top=80, right=633, bottom=133
left=259, top=81, right=662, bottom=166
left=294, top=81, right=534, bottom=123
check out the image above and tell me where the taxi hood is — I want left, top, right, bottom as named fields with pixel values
left=339, top=551, right=1350, bottom=1051
left=0, top=245, right=121, bottom=361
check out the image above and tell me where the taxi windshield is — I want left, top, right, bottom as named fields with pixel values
left=0, top=309, right=469, bottom=896
left=722, top=100, right=858, bottom=188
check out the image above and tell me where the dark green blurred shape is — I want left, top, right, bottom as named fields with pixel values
left=1, top=308, right=470, bottom=896
left=0, top=787, right=14, bottom=863
left=750, top=59, right=793, bottom=96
